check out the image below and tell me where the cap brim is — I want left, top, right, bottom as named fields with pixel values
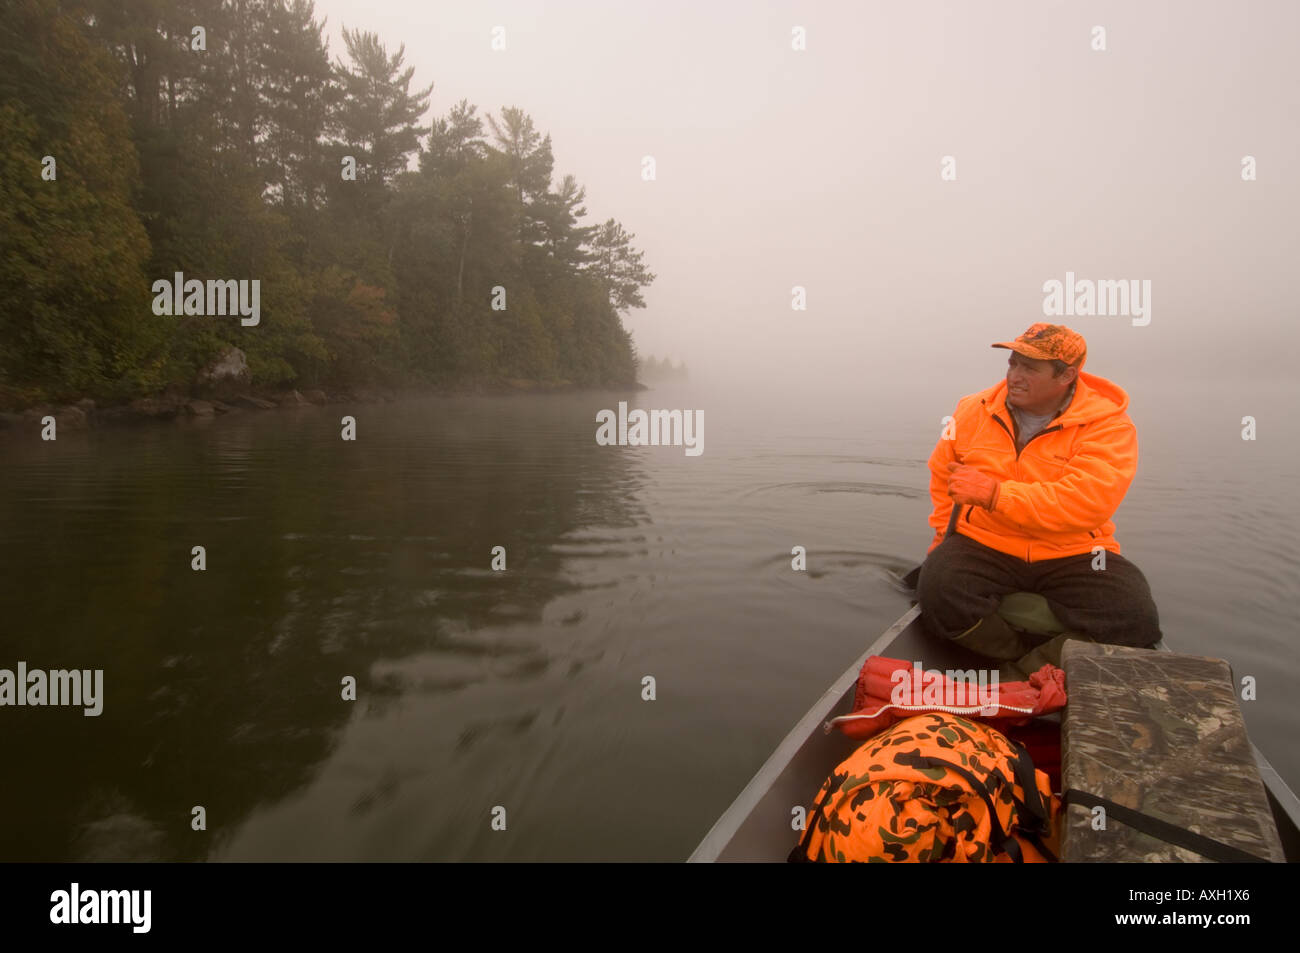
left=992, top=341, right=1056, bottom=361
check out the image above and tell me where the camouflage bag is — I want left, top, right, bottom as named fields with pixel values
left=790, top=712, right=1060, bottom=863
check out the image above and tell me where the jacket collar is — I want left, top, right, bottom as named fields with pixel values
left=980, top=372, right=1127, bottom=428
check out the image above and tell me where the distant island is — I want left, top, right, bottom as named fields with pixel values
left=637, top=355, right=689, bottom=382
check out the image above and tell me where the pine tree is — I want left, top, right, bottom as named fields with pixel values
left=333, top=28, right=431, bottom=188
left=588, top=219, right=655, bottom=312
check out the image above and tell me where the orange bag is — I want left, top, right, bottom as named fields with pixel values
left=791, top=712, right=1060, bottom=863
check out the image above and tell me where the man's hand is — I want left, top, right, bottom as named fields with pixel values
left=947, top=462, right=1001, bottom=510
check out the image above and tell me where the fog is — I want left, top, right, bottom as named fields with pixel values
left=312, top=0, right=1299, bottom=404
left=5, top=0, right=1299, bottom=863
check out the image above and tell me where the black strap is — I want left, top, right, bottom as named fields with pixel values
left=1007, top=743, right=1050, bottom=834
left=1017, top=828, right=1058, bottom=863
left=913, top=748, right=1064, bottom=863
left=1006, top=742, right=1058, bottom=861
left=1000, top=832, right=1024, bottom=863
left=906, top=754, right=1023, bottom=863
left=787, top=778, right=840, bottom=863
left=1062, top=789, right=1270, bottom=864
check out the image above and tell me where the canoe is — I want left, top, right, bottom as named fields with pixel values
left=688, top=601, right=1300, bottom=862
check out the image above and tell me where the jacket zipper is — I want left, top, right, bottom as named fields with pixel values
left=993, top=413, right=1063, bottom=461
left=990, top=411, right=1065, bottom=562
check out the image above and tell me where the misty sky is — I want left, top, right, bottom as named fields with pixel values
left=310, top=0, right=1299, bottom=399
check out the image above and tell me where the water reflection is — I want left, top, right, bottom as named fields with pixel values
left=0, top=394, right=649, bottom=861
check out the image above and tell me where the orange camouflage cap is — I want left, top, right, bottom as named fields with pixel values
left=992, top=323, right=1087, bottom=370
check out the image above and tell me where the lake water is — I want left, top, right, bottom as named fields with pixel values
left=2, top=377, right=1296, bottom=860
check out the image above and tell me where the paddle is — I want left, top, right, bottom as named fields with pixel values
left=897, top=503, right=962, bottom=593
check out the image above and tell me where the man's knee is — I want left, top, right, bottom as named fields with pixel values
left=1051, top=554, right=1163, bottom=648
left=916, top=546, right=949, bottom=614
left=1087, top=603, right=1161, bottom=648
left=917, top=538, right=965, bottom=620
left=1104, top=555, right=1162, bottom=646
left=917, top=536, right=1004, bottom=639
left=1110, top=592, right=1162, bottom=647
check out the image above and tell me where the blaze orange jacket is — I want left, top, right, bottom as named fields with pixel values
left=927, top=371, right=1137, bottom=562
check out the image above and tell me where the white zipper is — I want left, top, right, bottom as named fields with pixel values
left=824, top=701, right=1038, bottom=734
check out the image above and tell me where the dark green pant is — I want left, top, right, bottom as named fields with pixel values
left=918, top=532, right=1163, bottom=656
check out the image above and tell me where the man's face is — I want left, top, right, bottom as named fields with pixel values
left=1006, top=351, right=1072, bottom=414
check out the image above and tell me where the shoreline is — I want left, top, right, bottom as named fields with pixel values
left=0, top=377, right=649, bottom=439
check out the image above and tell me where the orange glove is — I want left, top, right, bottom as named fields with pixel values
left=947, top=462, right=1000, bottom=510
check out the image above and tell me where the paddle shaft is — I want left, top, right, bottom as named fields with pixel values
left=944, top=501, right=964, bottom=539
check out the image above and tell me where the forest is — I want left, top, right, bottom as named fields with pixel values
left=0, top=0, right=656, bottom=411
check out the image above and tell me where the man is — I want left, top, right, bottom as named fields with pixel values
left=917, top=323, right=1162, bottom=669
